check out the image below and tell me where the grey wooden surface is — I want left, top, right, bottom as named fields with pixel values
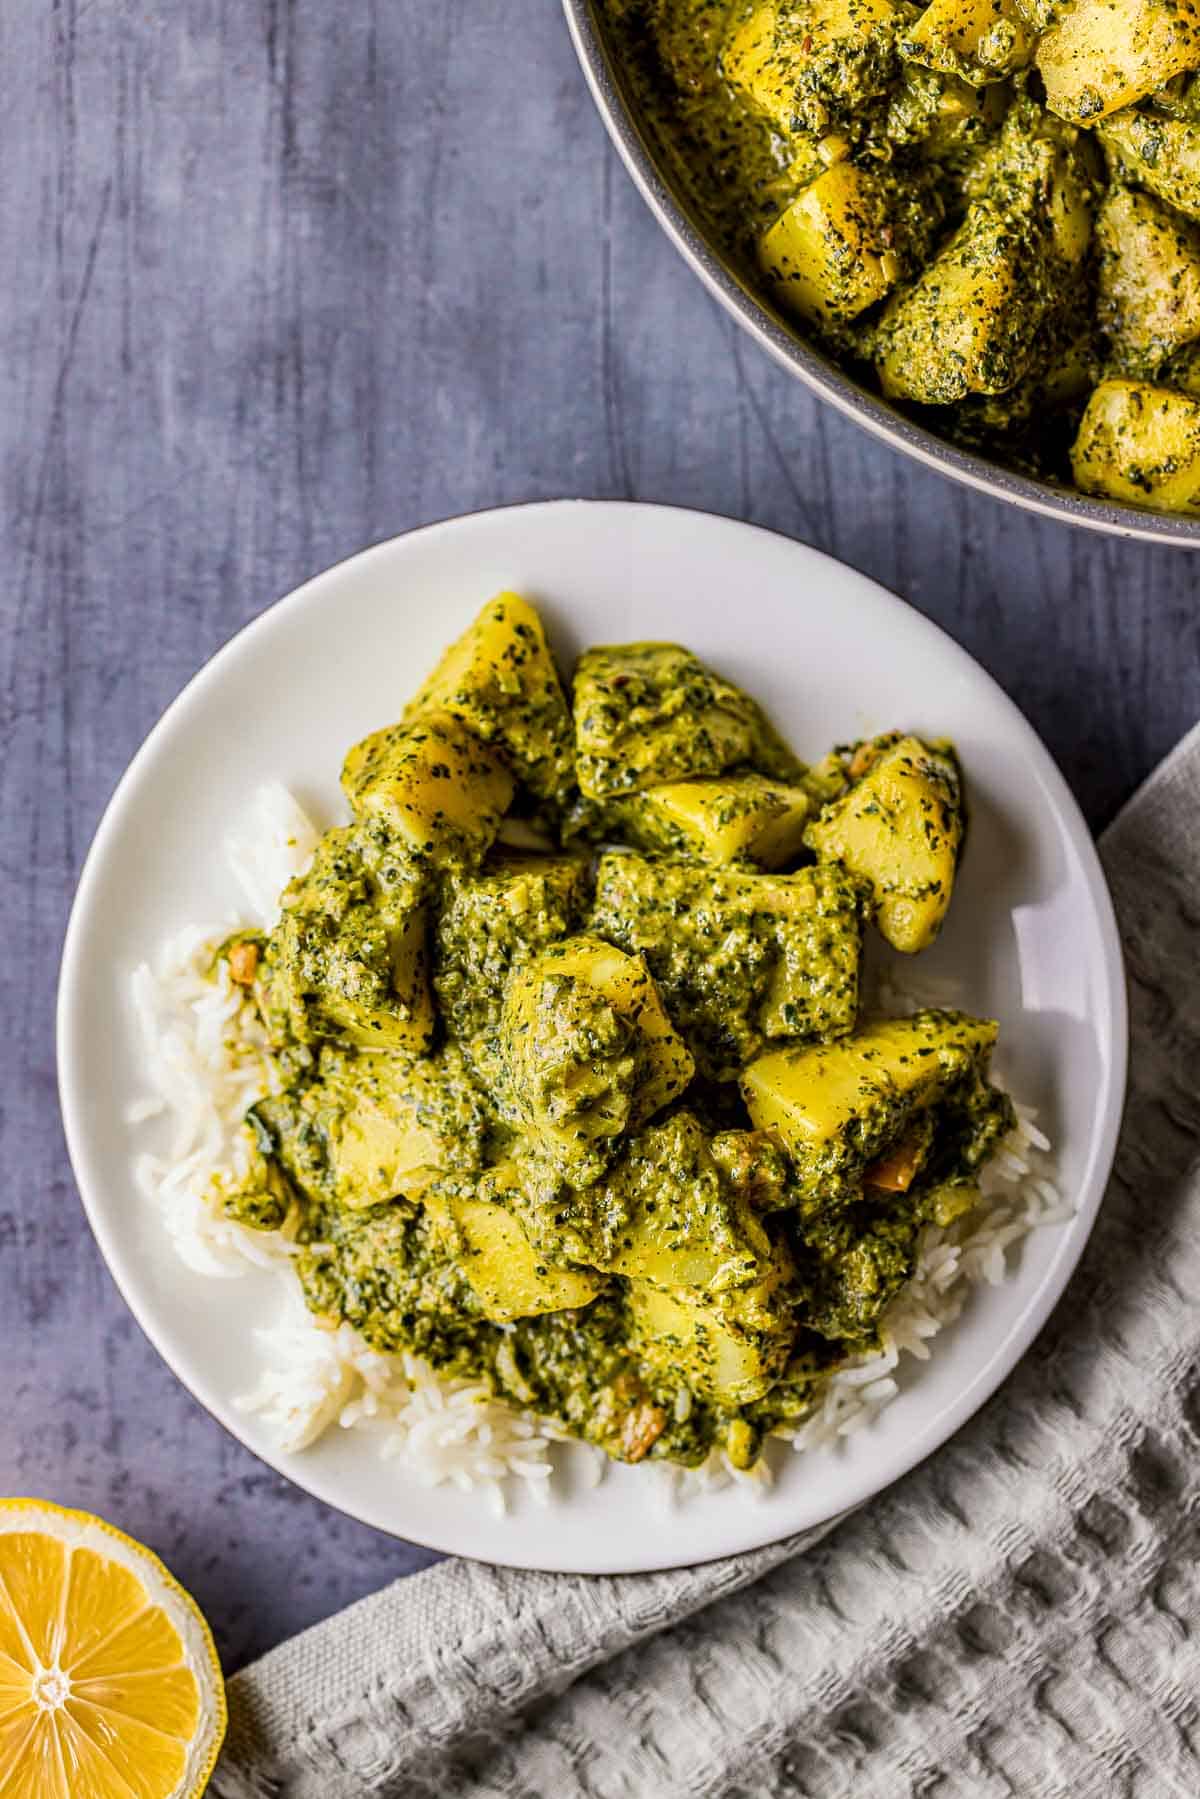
left=2, top=0, right=1198, bottom=1676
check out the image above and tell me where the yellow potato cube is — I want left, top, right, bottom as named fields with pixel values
left=627, top=1248, right=796, bottom=1406
left=264, top=827, right=434, bottom=1053
left=433, top=849, right=591, bottom=1087
left=876, top=211, right=1031, bottom=404
left=572, top=641, right=799, bottom=801
left=724, top=0, right=900, bottom=135
left=319, top=1051, right=485, bottom=1209
left=425, top=1175, right=604, bottom=1324
left=585, top=1114, right=777, bottom=1290
left=877, top=124, right=1092, bottom=405
left=403, top=592, right=575, bottom=804
left=620, top=773, right=814, bottom=867
left=746, top=1012, right=988, bottom=1142
left=1071, top=378, right=1200, bottom=511
left=507, top=1112, right=780, bottom=1293
left=902, top=0, right=1034, bottom=84
left=759, top=163, right=901, bottom=327
left=342, top=710, right=514, bottom=875
left=741, top=1010, right=999, bottom=1203
left=723, top=2, right=797, bottom=132
left=1036, top=0, right=1200, bottom=123
left=1096, top=186, right=1200, bottom=373
left=1100, top=110, right=1200, bottom=221
left=805, top=734, right=963, bottom=953
left=501, top=934, right=694, bottom=1183
left=895, top=69, right=1006, bottom=155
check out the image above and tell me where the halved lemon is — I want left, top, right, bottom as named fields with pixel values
left=0, top=1499, right=226, bottom=1797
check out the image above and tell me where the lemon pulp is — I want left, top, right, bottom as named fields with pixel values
left=0, top=1499, right=225, bottom=1797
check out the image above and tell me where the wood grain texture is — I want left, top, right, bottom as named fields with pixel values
left=1, top=0, right=1196, bottom=1671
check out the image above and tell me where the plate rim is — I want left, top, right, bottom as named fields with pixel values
left=56, top=497, right=1129, bottom=1572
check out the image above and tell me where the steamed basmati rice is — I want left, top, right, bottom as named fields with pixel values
left=128, top=786, right=1071, bottom=1515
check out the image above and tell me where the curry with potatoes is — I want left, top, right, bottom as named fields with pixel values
left=223, top=592, right=1014, bottom=1472
left=599, top=0, right=1200, bottom=512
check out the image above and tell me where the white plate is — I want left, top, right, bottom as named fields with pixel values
left=58, top=501, right=1127, bottom=1572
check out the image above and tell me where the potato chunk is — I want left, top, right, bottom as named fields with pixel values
left=1096, top=186, right=1200, bottom=374
left=249, top=1045, right=488, bottom=1210
left=403, top=592, right=575, bottom=806
left=572, top=642, right=798, bottom=802
left=342, top=711, right=514, bottom=877
left=805, top=734, right=963, bottom=953
left=878, top=208, right=1024, bottom=403
left=759, top=163, right=905, bottom=327
left=590, top=853, right=862, bottom=1079
left=724, top=0, right=902, bottom=136
left=876, top=192, right=1087, bottom=402
left=423, top=1173, right=605, bottom=1324
left=1071, top=377, right=1200, bottom=510
left=885, top=65, right=1005, bottom=155
left=1036, top=0, right=1200, bottom=123
left=612, top=773, right=814, bottom=868
left=263, top=827, right=433, bottom=1053
left=1100, top=110, right=1200, bottom=221
left=723, top=1, right=799, bottom=132
left=901, top=0, right=1034, bottom=85
left=598, top=1114, right=778, bottom=1288
left=627, top=1252, right=796, bottom=1407
left=433, top=851, right=591, bottom=1088
left=501, top=935, right=694, bottom=1185
left=322, top=1058, right=482, bottom=1209
left=514, top=1111, right=784, bottom=1294
left=741, top=1010, right=1000, bottom=1211
left=876, top=116, right=1092, bottom=404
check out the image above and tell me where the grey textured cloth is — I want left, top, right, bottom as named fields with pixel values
left=213, top=725, right=1200, bottom=1799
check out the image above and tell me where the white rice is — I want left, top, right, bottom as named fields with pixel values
left=129, top=931, right=293, bottom=1279
left=128, top=785, right=1072, bottom=1514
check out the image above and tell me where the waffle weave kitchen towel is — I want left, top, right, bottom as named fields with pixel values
left=213, top=723, right=1200, bottom=1799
